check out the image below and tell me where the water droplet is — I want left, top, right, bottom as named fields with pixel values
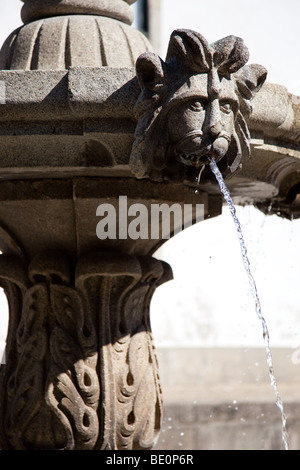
left=209, top=157, right=289, bottom=451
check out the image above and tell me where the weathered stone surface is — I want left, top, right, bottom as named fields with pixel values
left=0, top=251, right=170, bottom=449
left=0, top=65, right=299, bottom=212
left=0, top=0, right=152, bottom=70
left=157, top=401, right=300, bottom=450
left=0, top=0, right=299, bottom=451
left=0, top=178, right=219, bottom=261
left=129, top=29, right=267, bottom=183
left=250, top=83, right=294, bottom=133
left=155, top=347, right=300, bottom=450
left=21, top=0, right=136, bottom=25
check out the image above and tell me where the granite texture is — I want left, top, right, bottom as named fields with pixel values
left=0, top=66, right=299, bottom=207
left=0, top=0, right=299, bottom=452
left=21, top=0, right=136, bottom=25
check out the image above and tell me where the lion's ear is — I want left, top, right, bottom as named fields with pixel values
left=136, top=53, right=165, bottom=91
left=234, top=64, right=267, bottom=116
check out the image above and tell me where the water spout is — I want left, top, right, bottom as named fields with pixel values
left=208, top=157, right=289, bottom=451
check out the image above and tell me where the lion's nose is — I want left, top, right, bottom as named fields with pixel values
left=204, top=98, right=222, bottom=139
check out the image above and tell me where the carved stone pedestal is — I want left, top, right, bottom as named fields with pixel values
left=0, top=172, right=214, bottom=450
left=1, top=0, right=295, bottom=452
left=0, top=250, right=171, bottom=450
left=0, top=174, right=216, bottom=450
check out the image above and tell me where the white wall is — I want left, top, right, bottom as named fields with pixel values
left=0, top=0, right=300, bottom=356
left=149, top=0, right=300, bottom=349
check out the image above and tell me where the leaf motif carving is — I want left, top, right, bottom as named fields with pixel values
left=0, top=253, right=100, bottom=450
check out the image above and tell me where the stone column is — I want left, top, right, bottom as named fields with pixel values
left=0, top=0, right=222, bottom=450
left=148, top=0, right=162, bottom=55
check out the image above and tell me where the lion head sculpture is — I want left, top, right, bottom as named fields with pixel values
left=129, top=29, right=267, bottom=182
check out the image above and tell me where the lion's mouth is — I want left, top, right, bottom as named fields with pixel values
left=175, top=130, right=232, bottom=168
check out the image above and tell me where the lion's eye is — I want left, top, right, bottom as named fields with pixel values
left=220, top=102, right=232, bottom=114
left=189, top=101, right=204, bottom=112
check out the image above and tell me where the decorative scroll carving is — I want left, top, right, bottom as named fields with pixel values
left=0, top=252, right=100, bottom=450
left=0, top=251, right=172, bottom=450
left=1, top=0, right=151, bottom=71
left=130, top=29, right=267, bottom=182
left=20, top=0, right=136, bottom=25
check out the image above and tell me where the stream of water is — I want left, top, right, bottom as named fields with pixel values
left=208, top=157, right=289, bottom=450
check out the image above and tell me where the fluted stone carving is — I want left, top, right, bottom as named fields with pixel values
left=130, top=29, right=267, bottom=183
left=0, top=0, right=152, bottom=70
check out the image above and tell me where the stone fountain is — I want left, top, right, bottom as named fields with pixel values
left=0, top=0, right=299, bottom=451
